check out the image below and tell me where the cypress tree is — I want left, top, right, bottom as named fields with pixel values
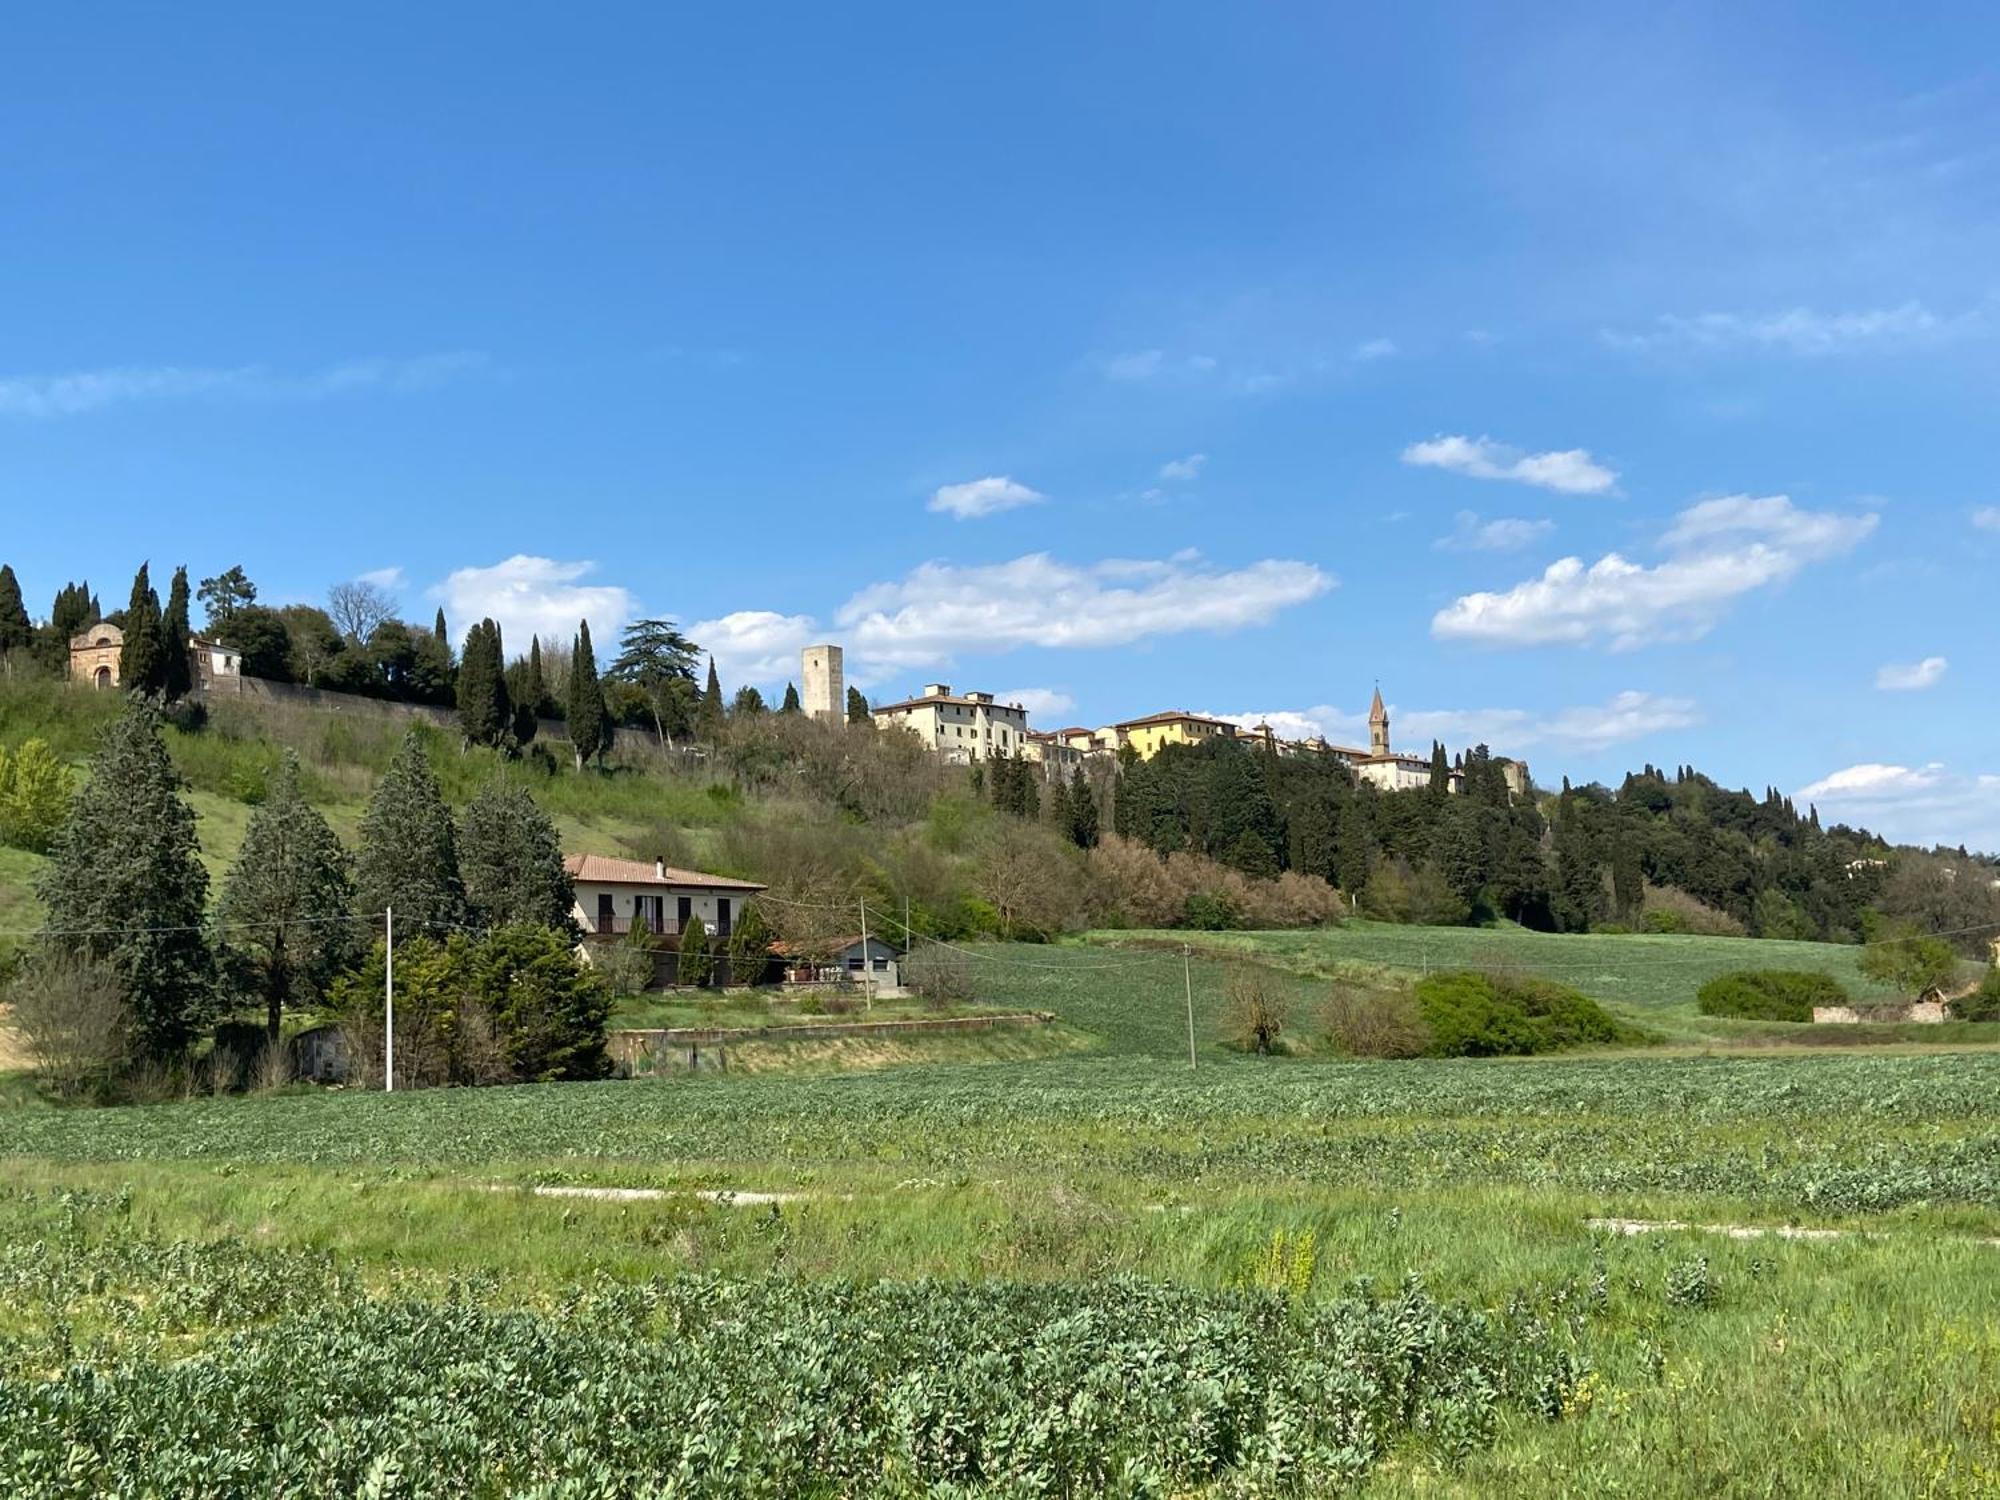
left=525, top=636, right=553, bottom=716
left=459, top=779, right=576, bottom=933
left=1337, top=799, right=1371, bottom=895
left=780, top=682, right=801, bottom=714
left=1427, top=740, right=1451, bottom=799
left=456, top=618, right=510, bottom=747
left=565, top=621, right=611, bottom=769
left=161, top=565, right=194, bottom=701
left=676, top=914, right=713, bottom=988
left=118, top=563, right=165, bottom=694
left=1065, top=768, right=1100, bottom=849
left=37, top=698, right=215, bottom=1057
left=0, top=564, right=30, bottom=655
left=698, top=658, right=725, bottom=740
left=846, top=686, right=871, bottom=724
left=354, top=730, right=467, bottom=931
left=433, top=607, right=449, bottom=646
left=216, top=753, right=355, bottom=1043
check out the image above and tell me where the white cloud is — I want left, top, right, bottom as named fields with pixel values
left=1352, top=337, right=1399, bottom=361
left=685, top=609, right=820, bottom=686
left=0, top=352, right=489, bottom=418
left=432, top=556, right=634, bottom=659
left=1432, top=494, right=1877, bottom=649
left=1604, top=302, right=1969, bottom=356
left=837, top=551, right=1331, bottom=668
left=1876, top=656, right=1948, bottom=691
left=1401, top=434, right=1619, bottom=495
left=1214, top=691, right=1700, bottom=756
left=1973, top=506, right=2000, bottom=532
left=927, top=476, right=1047, bottom=520
left=1434, top=511, right=1555, bottom=552
left=1795, top=763, right=2000, bottom=852
left=355, top=566, right=406, bottom=592
left=999, top=687, right=1077, bottom=720
left=1158, top=453, right=1207, bottom=482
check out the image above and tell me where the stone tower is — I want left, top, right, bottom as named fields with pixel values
left=802, top=644, right=844, bottom=723
left=1368, top=684, right=1390, bottom=757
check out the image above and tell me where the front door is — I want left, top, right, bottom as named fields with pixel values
left=715, top=898, right=732, bottom=938
left=596, top=893, right=614, bottom=934
left=676, top=896, right=692, bottom=934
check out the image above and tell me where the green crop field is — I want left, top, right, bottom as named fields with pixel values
left=1, top=938, right=1997, bottom=1494
left=1082, top=922, right=1997, bottom=1045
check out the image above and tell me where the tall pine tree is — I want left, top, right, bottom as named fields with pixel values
left=433, top=607, right=449, bottom=646
left=354, top=730, right=466, bottom=931
left=216, top=753, right=355, bottom=1043
left=118, top=563, right=165, bottom=695
left=565, top=621, right=611, bottom=769
left=161, top=565, right=194, bottom=701
left=780, top=681, right=801, bottom=714
left=846, top=686, right=871, bottom=724
left=0, top=564, right=30, bottom=655
left=459, top=779, right=576, bottom=933
left=37, top=699, right=215, bottom=1057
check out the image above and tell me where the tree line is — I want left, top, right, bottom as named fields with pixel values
left=14, top=698, right=613, bottom=1093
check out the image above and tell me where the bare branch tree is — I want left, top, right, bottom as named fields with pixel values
left=327, top=579, right=398, bottom=642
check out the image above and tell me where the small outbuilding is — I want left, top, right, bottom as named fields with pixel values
left=772, top=935, right=903, bottom=994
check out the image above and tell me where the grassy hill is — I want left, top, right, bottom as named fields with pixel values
left=0, top=679, right=756, bottom=962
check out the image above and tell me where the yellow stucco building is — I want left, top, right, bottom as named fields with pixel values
left=1103, top=710, right=1240, bottom=760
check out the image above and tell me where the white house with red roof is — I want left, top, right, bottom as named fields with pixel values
left=563, top=853, right=765, bottom=944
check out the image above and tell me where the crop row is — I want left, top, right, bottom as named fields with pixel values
left=0, top=1206, right=1590, bottom=1497
left=2, top=1054, right=1995, bottom=1216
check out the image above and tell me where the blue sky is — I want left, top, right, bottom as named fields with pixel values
left=3, top=4, right=1997, bottom=847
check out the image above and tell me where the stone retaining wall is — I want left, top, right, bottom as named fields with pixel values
left=609, top=1012, right=1052, bottom=1073
left=1811, top=1001, right=1947, bottom=1025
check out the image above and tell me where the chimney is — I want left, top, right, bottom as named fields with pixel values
left=655, top=857, right=666, bottom=880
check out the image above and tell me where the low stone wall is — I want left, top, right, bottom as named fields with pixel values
left=197, top=676, right=660, bottom=755
left=609, top=1012, right=1052, bottom=1074
left=1811, top=1001, right=1947, bottom=1025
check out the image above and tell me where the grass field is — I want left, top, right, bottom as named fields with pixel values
left=3, top=682, right=1998, bottom=1492
left=0, top=938, right=1996, bottom=1494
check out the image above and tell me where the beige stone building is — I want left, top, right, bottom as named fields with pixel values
left=801, top=644, right=844, bottom=723
left=872, top=683, right=1030, bottom=764
left=565, top=853, right=764, bottom=942
left=68, top=622, right=242, bottom=691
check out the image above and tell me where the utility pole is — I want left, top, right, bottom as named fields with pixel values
left=384, top=905, right=395, bottom=1093
left=1183, top=942, right=1196, bottom=1069
left=859, top=898, right=872, bottom=1012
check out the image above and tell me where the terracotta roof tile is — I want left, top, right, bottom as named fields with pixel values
left=562, top=854, right=765, bottom=891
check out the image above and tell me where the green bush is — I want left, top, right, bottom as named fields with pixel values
left=1413, top=970, right=1629, bottom=1057
left=1952, top=966, right=2000, bottom=1023
left=1697, top=969, right=1850, bottom=1023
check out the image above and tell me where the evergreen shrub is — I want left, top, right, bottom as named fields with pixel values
left=1696, top=969, right=1849, bottom=1023
left=1413, top=971, right=1631, bottom=1056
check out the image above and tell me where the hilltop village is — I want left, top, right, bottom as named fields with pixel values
left=828, top=643, right=1529, bottom=796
